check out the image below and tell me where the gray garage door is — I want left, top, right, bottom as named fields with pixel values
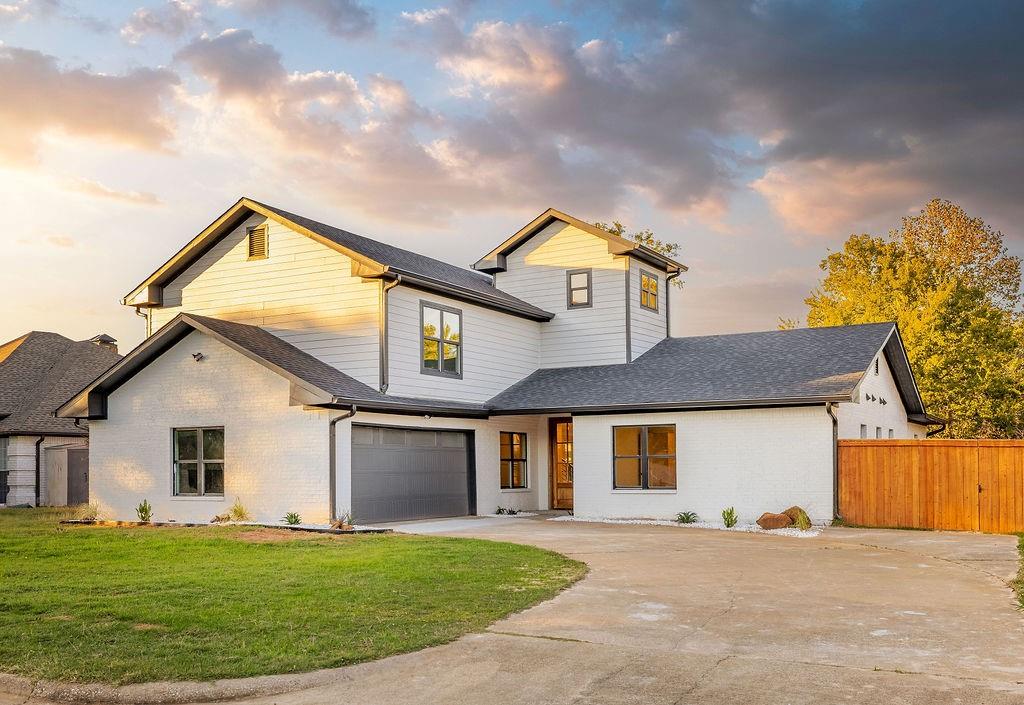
left=351, top=425, right=474, bottom=523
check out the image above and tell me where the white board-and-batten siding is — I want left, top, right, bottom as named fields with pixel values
left=148, top=214, right=381, bottom=387
left=494, top=221, right=628, bottom=368
left=384, top=286, right=541, bottom=403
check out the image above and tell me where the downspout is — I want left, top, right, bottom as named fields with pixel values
left=378, top=275, right=402, bottom=393
left=826, top=402, right=839, bottom=521
left=134, top=306, right=151, bottom=338
left=34, top=436, right=44, bottom=506
left=926, top=420, right=947, bottom=438
left=665, top=270, right=681, bottom=338
left=329, top=405, right=357, bottom=523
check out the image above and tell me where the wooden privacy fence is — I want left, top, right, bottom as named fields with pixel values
left=838, top=440, right=1024, bottom=533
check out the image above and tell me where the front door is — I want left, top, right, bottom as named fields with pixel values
left=549, top=418, right=573, bottom=510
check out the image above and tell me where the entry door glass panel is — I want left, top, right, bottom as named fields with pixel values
left=551, top=421, right=573, bottom=510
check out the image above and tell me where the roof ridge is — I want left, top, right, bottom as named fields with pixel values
left=248, top=198, right=495, bottom=285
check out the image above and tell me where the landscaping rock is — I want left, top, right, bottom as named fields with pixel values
left=782, top=506, right=812, bottom=531
left=756, top=512, right=793, bottom=530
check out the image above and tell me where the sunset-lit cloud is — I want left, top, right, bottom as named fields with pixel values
left=0, top=46, right=178, bottom=165
left=1, top=0, right=1021, bottom=349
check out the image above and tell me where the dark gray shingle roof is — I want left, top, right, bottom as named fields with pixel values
left=249, top=201, right=553, bottom=320
left=0, top=332, right=122, bottom=436
left=488, top=323, right=903, bottom=412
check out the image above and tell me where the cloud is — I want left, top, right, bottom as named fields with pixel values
left=120, top=1, right=201, bottom=44
left=226, top=0, right=374, bottom=38
left=0, top=46, right=179, bottom=165
left=65, top=177, right=163, bottom=206
left=46, top=235, right=76, bottom=248
left=0, top=0, right=59, bottom=24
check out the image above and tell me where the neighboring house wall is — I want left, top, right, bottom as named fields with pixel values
left=332, top=412, right=547, bottom=520
left=838, top=353, right=920, bottom=439
left=572, top=407, right=834, bottom=524
left=89, top=331, right=332, bottom=524
left=385, top=285, right=541, bottom=402
left=3, top=435, right=82, bottom=506
left=494, top=221, right=628, bottom=368
left=628, top=259, right=668, bottom=360
left=149, top=214, right=381, bottom=388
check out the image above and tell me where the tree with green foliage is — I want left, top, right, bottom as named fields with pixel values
left=595, top=221, right=684, bottom=287
left=794, top=199, right=1024, bottom=438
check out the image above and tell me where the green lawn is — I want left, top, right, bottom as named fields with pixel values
left=0, top=507, right=585, bottom=685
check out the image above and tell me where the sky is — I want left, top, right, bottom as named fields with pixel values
left=1, top=0, right=1022, bottom=350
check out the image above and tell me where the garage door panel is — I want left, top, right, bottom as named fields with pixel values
left=352, top=425, right=472, bottom=523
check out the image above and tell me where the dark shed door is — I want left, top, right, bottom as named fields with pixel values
left=67, top=449, right=89, bottom=505
left=352, top=425, right=473, bottom=523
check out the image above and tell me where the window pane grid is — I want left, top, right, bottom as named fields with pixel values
left=612, top=425, right=676, bottom=490
left=422, top=304, right=462, bottom=377
left=640, top=271, right=659, bottom=311
left=499, top=432, right=528, bottom=489
left=174, top=427, right=224, bottom=497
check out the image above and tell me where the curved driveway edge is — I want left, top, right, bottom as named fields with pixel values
left=2, top=518, right=1022, bottom=705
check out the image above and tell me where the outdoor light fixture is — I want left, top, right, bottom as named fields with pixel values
left=192, top=352, right=205, bottom=362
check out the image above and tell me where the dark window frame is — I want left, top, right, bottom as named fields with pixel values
left=172, top=426, right=225, bottom=497
left=565, top=268, right=593, bottom=309
left=639, top=269, right=659, bottom=312
left=499, top=431, right=528, bottom=489
left=419, top=301, right=463, bottom=379
left=247, top=224, right=268, bottom=260
left=612, top=424, right=677, bottom=490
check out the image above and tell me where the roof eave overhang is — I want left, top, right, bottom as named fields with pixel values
left=380, top=269, right=555, bottom=321
left=486, top=394, right=850, bottom=417
left=122, top=198, right=388, bottom=308
left=56, top=313, right=340, bottom=420
left=315, top=398, right=490, bottom=419
left=473, top=208, right=688, bottom=275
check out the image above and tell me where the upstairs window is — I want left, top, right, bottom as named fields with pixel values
left=499, top=432, right=528, bottom=489
left=173, top=427, right=224, bottom=496
left=566, top=269, right=592, bottom=309
left=421, top=302, right=462, bottom=378
left=640, top=270, right=659, bottom=311
left=247, top=224, right=268, bottom=259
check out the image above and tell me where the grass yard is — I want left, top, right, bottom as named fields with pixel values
left=0, top=507, right=585, bottom=685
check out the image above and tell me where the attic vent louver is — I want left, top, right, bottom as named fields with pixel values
left=247, top=224, right=268, bottom=259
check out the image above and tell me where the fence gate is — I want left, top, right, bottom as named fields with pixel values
left=838, top=440, right=1024, bottom=533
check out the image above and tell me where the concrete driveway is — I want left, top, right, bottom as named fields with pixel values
left=7, top=517, right=1022, bottom=705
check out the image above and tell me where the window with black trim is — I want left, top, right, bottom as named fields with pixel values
left=613, top=425, right=676, bottom=489
left=499, top=431, right=527, bottom=489
left=173, top=427, right=224, bottom=496
left=640, top=270, right=659, bottom=311
left=421, top=302, right=462, bottom=377
left=247, top=224, right=268, bottom=259
left=566, top=269, right=592, bottom=308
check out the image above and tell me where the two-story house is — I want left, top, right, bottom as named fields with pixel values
left=58, top=198, right=940, bottom=525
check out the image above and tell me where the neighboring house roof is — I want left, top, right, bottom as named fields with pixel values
left=58, top=314, right=489, bottom=420
left=0, top=331, right=122, bottom=437
left=59, top=315, right=937, bottom=425
left=487, top=323, right=932, bottom=416
left=472, top=207, right=688, bottom=275
left=121, top=198, right=554, bottom=322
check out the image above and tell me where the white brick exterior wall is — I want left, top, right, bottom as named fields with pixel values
left=838, top=353, right=928, bottom=439
left=571, top=406, right=835, bottom=525
left=89, top=331, right=332, bottom=524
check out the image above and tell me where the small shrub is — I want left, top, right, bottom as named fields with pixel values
left=331, top=511, right=354, bottom=530
left=783, top=505, right=812, bottom=531
left=496, top=506, right=520, bottom=516
left=136, top=499, right=153, bottom=523
left=721, top=506, right=737, bottom=528
left=228, top=498, right=251, bottom=522
left=283, top=512, right=302, bottom=525
left=495, top=506, right=507, bottom=515
left=210, top=513, right=230, bottom=523
left=675, top=511, right=699, bottom=524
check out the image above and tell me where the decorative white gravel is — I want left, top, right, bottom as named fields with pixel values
left=548, top=514, right=821, bottom=538
left=481, top=511, right=539, bottom=518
